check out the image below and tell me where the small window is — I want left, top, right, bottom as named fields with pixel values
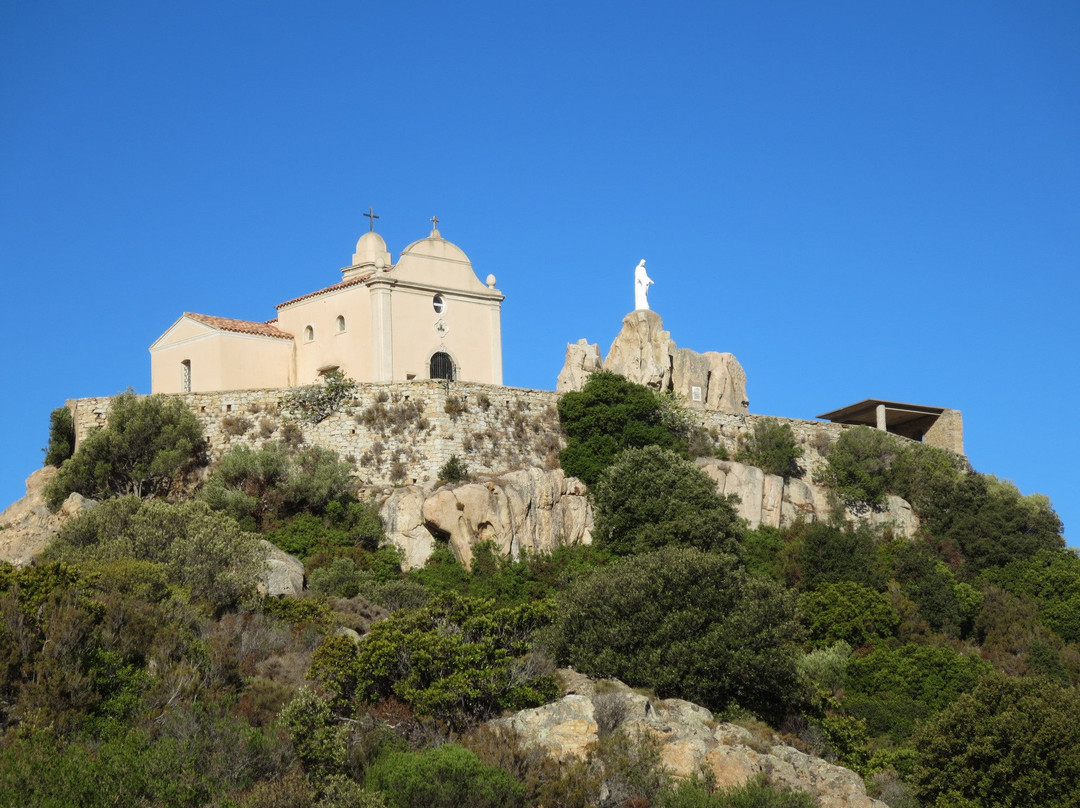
left=181, top=360, right=191, bottom=393
left=336, top=315, right=346, bottom=332
left=304, top=325, right=314, bottom=341
left=432, top=294, right=446, bottom=314
left=430, top=351, right=454, bottom=381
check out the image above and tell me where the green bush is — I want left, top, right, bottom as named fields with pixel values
left=45, top=392, right=206, bottom=510
left=309, top=592, right=558, bottom=722
left=557, top=371, right=687, bottom=487
left=50, top=497, right=266, bottom=612
left=547, top=547, right=806, bottom=721
left=201, top=443, right=363, bottom=535
left=591, top=445, right=742, bottom=557
left=912, top=673, right=1080, bottom=807
left=43, top=406, right=75, bottom=467
left=845, top=643, right=992, bottom=742
left=816, top=426, right=902, bottom=508
left=922, top=474, right=1063, bottom=574
left=366, top=744, right=524, bottom=808
left=735, top=418, right=804, bottom=479
left=793, top=522, right=882, bottom=591
left=984, top=549, right=1080, bottom=643
left=799, top=582, right=899, bottom=648
left=437, top=455, right=468, bottom=484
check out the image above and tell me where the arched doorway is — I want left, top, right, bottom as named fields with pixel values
left=429, top=352, right=454, bottom=381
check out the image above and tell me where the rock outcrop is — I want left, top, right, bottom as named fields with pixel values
left=0, top=466, right=96, bottom=566
left=696, top=458, right=920, bottom=537
left=556, top=339, right=602, bottom=393
left=418, top=468, right=592, bottom=569
left=495, top=673, right=887, bottom=808
left=559, top=309, right=749, bottom=414
left=260, top=540, right=305, bottom=597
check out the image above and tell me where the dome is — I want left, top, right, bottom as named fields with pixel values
left=352, top=231, right=390, bottom=268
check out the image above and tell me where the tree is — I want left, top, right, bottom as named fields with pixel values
left=912, top=673, right=1080, bottom=807
left=557, top=371, right=686, bottom=487
left=44, top=392, right=206, bottom=510
left=547, top=547, right=806, bottom=720
left=591, top=445, right=742, bottom=556
left=42, top=406, right=75, bottom=467
left=793, top=522, right=882, bottom=591
left=735, top=418, right=804, bottom=479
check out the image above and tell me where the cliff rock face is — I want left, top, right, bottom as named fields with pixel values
left=495, top=673, right=888, bottom=808
left=696, top=458, right=920, bottom=537
left=560, top=310, right=749, bottom=414
left=0, top=466, right=96, bottom=566
left=378, top=468, right=593, bottom=570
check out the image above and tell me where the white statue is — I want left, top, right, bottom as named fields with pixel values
left=634, top=259, right=653, bottom=311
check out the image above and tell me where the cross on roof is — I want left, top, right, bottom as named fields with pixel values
left=364, top=206, right=379, bottom=232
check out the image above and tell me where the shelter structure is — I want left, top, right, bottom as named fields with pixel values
left=817, top=399, right=964, bottom=455
left=150, top=218, right=504, bottom=393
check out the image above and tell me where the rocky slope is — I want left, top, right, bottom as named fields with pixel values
left=495, top=671, right=888, bottom=808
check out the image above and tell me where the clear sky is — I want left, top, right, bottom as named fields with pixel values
left=2, top=1, right=1077, bottom=546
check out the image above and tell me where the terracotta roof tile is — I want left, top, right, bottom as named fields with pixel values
left=276, top=272, right=375, bottom=309
left=184, top=312, right=293, bottom=340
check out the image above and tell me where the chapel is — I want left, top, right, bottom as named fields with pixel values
left=149, top=217, right=504, bottom=394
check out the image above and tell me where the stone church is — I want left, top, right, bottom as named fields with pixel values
left=150, top=218, right=504, bottom=393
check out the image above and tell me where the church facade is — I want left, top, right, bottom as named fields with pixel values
left=150, top=220, right=504, bottom=394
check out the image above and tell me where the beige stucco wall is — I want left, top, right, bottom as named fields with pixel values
left=150, top=321, right=293, bottom=394
left=276, top=283, right=374, bottom=385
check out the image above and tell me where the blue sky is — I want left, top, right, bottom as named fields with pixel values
left=2, top=2, right=1077, bottom=546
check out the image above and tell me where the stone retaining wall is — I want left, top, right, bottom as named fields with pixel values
left=68, top=384, right=874, bottom=488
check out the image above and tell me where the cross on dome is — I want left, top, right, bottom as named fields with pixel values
left=364, top=206, right=379, bottom=232
left=429, top=216, right=440, bottom=237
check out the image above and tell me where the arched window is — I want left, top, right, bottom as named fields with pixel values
left=429, top=352, right=454, bottom=381
left=304, top=325, right=314, bottom=341
left=336, top=315, right=346, bottom=332
left=181, top=360, right=191, bottom=393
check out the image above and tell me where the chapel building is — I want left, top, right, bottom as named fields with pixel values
left=150, top=219, right=504, bottom=394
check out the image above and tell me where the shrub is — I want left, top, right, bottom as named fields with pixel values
left=557, top=371, right=686, bottom=487
left=736, top=418, right=803, bottom=479
left=845, top=642, right=992, bottom=742
left=799, top=582, right=899, bottom=648
left=659, top=774, right=816, bottom=807
left=984, top=549, right=1080, bottom=643
left=43, top=406, right=75, bottom=467
left=45, top=392, right=206, bottom=510
left=793, top=522, right=882, bottom=591
left=591, top=445, right=742, bottom=557
left=201, top=443, right=359, bottom=533
left=816, top=426, right=902, bottom=508
left=309, top=592, right=559, bottom=723
left=50, top=497, right=266, bottom=612
left=547, top=547, right=806, bottom=721
left=437, top=455, right=468, bottom=484
left=279, top=370, right=358, bottom=425
left=912, top=673, right=1080, bottom=807
left=366, top=744, right=524, bottom=808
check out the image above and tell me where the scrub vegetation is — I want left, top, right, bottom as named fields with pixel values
left=8, top=379, right=1076, bottom=807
